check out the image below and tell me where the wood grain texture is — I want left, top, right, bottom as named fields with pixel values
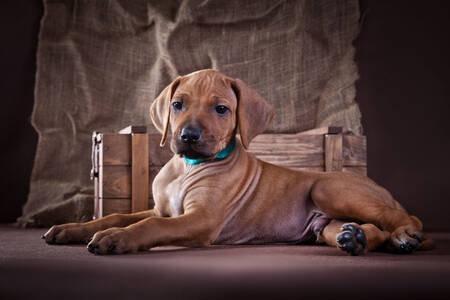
left=132, top=134, right=149, bottom=212
left=250, top=134, right=324, bottom=167
left=102, top=198, right=155, bottom=217
left=343, top=135, right=367, bottom=167
left=102, top=134, right=131, bottom=165
left=324, top=134, right=343, bottom=172
left=119, top=125, right=147, bottom=134
left=101, top=165, right=131, bottom=198
left=102, top=198, right=131, bottom=216
left=102, top=165, right=160, bottom=198
left=250, top=133, right=366, bottom=171
left=101, top=134, right=172, bottom=166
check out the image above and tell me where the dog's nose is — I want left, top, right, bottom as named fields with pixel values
left=180, top=127, right=202, bottom=144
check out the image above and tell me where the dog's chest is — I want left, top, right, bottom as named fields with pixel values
left=156, top=174, right=186, bottom=217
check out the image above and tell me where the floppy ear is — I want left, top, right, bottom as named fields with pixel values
left=150, top=77, right=181, bottom=146
left=232, top=78, right=275, bottom=149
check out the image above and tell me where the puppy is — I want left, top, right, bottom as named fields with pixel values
left=43, top=69, right=432, bottom=255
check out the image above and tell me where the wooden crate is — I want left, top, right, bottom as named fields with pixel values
left=91, top=126, right=366, bottom=219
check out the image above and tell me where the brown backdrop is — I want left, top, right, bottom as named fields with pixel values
left=1, top=0, right=450, bottom=230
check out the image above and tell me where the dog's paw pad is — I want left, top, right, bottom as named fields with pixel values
left=336, top=223, right=366, bottom=256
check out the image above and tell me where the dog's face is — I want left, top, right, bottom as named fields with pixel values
left=150, top=69, right=274, bottom=159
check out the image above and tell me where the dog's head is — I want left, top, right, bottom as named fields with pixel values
left=150, top=69, right=274, bottom=159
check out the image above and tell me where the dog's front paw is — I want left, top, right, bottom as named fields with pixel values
left=87, top=228, right=137, bottom=255
left=336, top=223, right=367, bottom=256
left=387, top=225, right=424, bottom=254
left=42, top=224, right=92, bottom=245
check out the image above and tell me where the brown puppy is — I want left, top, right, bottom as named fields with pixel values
left=43, top=69, right=432, bottom=255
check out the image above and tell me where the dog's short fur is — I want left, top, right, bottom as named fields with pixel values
left=43, top=69, right=433, bottom=255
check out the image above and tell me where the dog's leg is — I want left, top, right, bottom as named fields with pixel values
left=87, top=208, right=217, bottom=254
left=311, top=178, right=425, bottom=254
left=321, top=220, right=390, bottom=255
left=42, top=210, right=156, bottom=244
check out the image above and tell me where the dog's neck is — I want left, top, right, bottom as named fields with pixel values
left=183, top=139, right=236, bottom=165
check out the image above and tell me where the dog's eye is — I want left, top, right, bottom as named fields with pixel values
left=215, top=105, right=229, bottom=115
left=172, top=101, right=183, bottom=111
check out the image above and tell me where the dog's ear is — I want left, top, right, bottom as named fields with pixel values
left=232, top=79, right=274, bottom=149
left=150, top=77, right=181, bottom=146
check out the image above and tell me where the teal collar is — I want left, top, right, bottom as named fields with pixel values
left=183, top=139, right=236, bottom=165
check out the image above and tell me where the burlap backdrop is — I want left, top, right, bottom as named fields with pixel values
left=19, top=0, right=361, bottom=227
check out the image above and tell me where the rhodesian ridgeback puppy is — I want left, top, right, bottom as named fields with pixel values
left=43, top=69, right=433, bottom=255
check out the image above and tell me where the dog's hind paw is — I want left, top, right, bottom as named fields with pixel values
left=336, top=223, right=367, bottom=256
left=387, top=225, right=424, bottom=254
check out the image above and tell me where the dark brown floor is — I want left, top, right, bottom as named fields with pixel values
left=1, top=225, right=450, bottom=300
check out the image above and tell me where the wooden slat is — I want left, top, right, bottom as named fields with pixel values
left=131, top=133, right=149, bottom=212
left=102, top=165, right=162, bottom=198
left=291, top=126, right=342, bottom=136
left=324, top=134, right=343, bottom=172
left=101, top=165, right=131, bottom=198
left=102, top=198, right=155, bottom=216
left=102, top=134, right=131, bottom=165
left=250, top=134, right=324, bottom=167
left=102, top=133, right=172, bottom=166
left=343, top=135, right=367, bottom=166
left=102, top=198, right=131, bottom=216
left=119, top=125, right=147, bottom=134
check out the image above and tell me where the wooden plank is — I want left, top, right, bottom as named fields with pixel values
left=102, top=198, right=131, bottom=216
left=102, top=198, right=155, bottom=216
left=324, top=134, right=343, bottom=172
left=102, top=165, right=131, bottom=198
left=119, top=125, right=147, bottom=134
left=343, top=135, right=367, bottom=166
left=252, top=133, right=323, bottom=145
left=250, top=134, right=324, bottom=167
left=293, top=126, right=342, bottom=136
left=251, top=133, right=365, bottom=168
left=102, top=133, right=172, bottom=166
left=295, top=127, right=329, bottom=136
left=102, top=165, right=162, bottom=198
left=131, top=133, right=149, bottom=212
left=102, top=134, right=131, bottom=165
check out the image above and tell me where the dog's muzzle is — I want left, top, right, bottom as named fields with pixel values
left=180, top=126, right=202, bottom=144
